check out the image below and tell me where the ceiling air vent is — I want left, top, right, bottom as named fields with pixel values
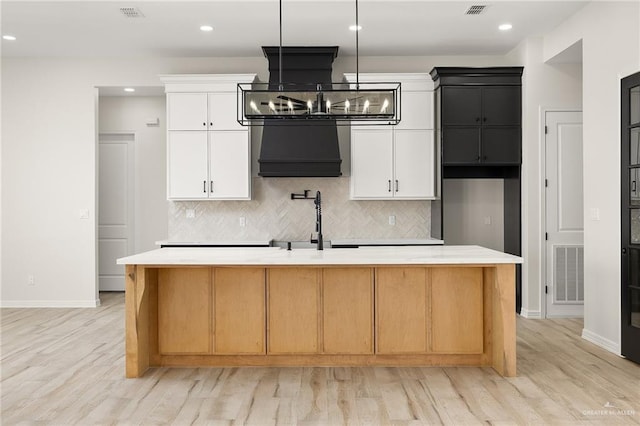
left=119, top=7, right=145, bottom=18
left=465, top=5, right=487, bottom=15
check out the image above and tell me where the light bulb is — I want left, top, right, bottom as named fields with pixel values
left=363, top=99, right=370, bottom=112
left=250, top=101, right=259, bottom=112
left=307, top=100, right=313, bottom=111
left=345, top=100, right=350, bottom=111
left=326, top=100, right=331, bottom=112
left=268, top=101, right=276, bottom=112
left=381, top=99, right=389, bottom=113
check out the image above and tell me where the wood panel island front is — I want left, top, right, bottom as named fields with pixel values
left=117, top=245, right=522, bottom=378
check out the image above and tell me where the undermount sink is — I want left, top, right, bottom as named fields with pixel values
left=271, top=240, right=333, bottom=250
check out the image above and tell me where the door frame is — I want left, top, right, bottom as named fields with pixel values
left=97, top=132, right=136, bottom=292
left=540, top=107, right=583, bottom=319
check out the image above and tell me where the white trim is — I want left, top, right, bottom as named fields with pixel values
left=519, top=308, right=542, bottom=319
left=1, top=299, right=101, bottom=308
left=582, top=328, right=621, bottom=356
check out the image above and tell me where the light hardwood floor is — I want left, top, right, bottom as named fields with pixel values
left=2, top=292, right=639, bottom=425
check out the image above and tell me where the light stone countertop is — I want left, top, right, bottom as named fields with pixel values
left=331, top=238, right=444, bottom=246
left=117, top=245, right=522, bottom=266
left=155, top=240, right=271, bottom=247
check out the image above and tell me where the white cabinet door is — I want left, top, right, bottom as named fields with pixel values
left=396, top=91, right=434, bottom=130
left=209, top=131, right=251, bottom=199
left=167, top=131, right=209, bottom=199
left=208, top=93, right=243, bottom=131
left=351, top=129, right=394, bottom=199
left=394, top=130, right=435, bottom=199
left=167, top=93, right=209, bottom=130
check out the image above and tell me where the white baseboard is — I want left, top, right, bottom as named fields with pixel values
left=0, top=299, right=101, bottom=308
left=519, top=308, right=542, bottom=319
left=581, top=328, right=621, bottom=355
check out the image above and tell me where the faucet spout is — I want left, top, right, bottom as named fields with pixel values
left=310, top=190, right=323, bottom=250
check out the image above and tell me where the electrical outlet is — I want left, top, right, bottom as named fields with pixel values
left=484, top=216, right=492, bottom=225
left=239, top=217, right=246, bottom=227
left=589, top=208, right=600, bottom=221
left=186, top=209, right=195, bottom=219
left=79, top=209, right=89, bottom=219
left=388, top=215, right=396, bottom=226
left=27, top=275, right=35, bottom=286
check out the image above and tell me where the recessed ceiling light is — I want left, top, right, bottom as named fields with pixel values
left=200, top=25, right=214, bottom=32
left=124, top=88, right=135, bottom=92
left=349, top=25, right=362, bottom=32
left=499, top=23, right=513, bottom=31
left=2, top=35, right=17, bottom=41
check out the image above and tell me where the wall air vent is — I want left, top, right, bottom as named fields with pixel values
left=120, top=7, right=145, bottom=18
left=465, top=5, right=487, bottom=15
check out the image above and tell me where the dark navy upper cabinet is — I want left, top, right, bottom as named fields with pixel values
left=431, top=67, right=523, bottom=167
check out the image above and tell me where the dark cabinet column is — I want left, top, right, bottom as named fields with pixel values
left=430, top=66, right=523, bottom=313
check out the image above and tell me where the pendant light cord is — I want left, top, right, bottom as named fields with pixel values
left=278, top=0, right=283, bottom=91
left=355, top=0, right=359, bottom=90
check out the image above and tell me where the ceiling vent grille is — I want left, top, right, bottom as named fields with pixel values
left=120, top=7, right=145, bottom=18
left=465, top=5, right=487, bottom=15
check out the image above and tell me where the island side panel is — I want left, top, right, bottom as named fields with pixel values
left=125, top=265, right=150, bottom=378
left=491, top=263, right=516, bottom=376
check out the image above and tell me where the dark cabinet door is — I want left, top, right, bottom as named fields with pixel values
left=622, top=71, right=640, bottom=365
left=442, top=87, right=481, bottom=126
left=481, top=127, right=521, bottom=164
left=442, top=127, right=480, bottom=164
left=482, top=86, right=521, bottom=125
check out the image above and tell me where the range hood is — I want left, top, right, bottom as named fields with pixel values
left=258, top=46, right=342, bottom=177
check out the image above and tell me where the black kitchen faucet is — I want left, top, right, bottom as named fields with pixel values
left=310, top=191, right=323, bottom=250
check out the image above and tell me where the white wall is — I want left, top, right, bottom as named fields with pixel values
left=1, top=54, right=511, bottom=306
left=506, top=37, right=583, bottom=318
left=98, top=96, right=168, bottom=253
left=541, top=1, right=640, bottom=351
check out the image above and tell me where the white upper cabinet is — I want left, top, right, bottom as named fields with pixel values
left=396, top=91, right=434, bottom=130
left=167, top=93, right=209, bottom=130
left=209, top=131, right=251, bottom=199
left=394, top=130, right=435, bottom=198
left=351, top=129, right=394, bottom=198
left=208, top=92, right=244, bottom=131
left=161, top=74, right=256, bottom=200
left=345, top=73, right=436, bottom=200
left=167, top=131, right=209, bottom=199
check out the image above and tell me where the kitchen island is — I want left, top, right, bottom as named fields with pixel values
left=117, top=245, right=522, bottom=378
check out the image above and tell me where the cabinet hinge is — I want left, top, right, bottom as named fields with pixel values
left=545, top=285, right=548, bottom=294
left=545, top=125, right=548, bottom=134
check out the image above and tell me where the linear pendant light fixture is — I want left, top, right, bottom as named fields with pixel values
left=237, top=0, right=401, bottom=126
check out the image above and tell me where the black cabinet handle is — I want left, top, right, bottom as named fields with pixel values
left=483, top=155, right=488, bottom=161
left=633, top=181, right=637, bottom=192
left=210, top=122, right=213, bottom=127
left=483, top=117, right=487, bottom=122
left=203, top=180, right=206, bottom=193
left=623, top=248, right=627, bottom=254
left=388, top=180, right=392, bottom=192
left=395, top=179, right=399, bottom=192
left=477, top=155, right=481, bottom=162
left=476, top=117, right=480, bottom=122
left=210, top=181, right=214, bottom=193
left=203, top=122, right=206, bottom=127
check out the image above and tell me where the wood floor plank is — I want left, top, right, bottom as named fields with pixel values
left=2, top=292, right=640, bottom=425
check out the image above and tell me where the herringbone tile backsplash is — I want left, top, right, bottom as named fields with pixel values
left=169, top=178, right=431, bottom=241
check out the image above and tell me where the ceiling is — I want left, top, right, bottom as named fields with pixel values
left=2, top=1, right=589, bottom=58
